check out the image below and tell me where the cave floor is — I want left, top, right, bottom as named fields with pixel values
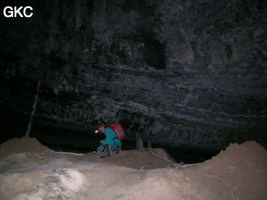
left=0, top=137, right=266, bottom=200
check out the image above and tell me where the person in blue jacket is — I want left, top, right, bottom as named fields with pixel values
left=95, top=124, right=121, bottom=158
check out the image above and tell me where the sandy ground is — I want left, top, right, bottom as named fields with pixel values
left=0, top=137, right=266, bottom=200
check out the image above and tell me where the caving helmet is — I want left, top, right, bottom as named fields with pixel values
left=95, top=124, right=104, bottom=133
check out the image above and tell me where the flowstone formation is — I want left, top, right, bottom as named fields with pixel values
left=0, top=0, right=266, bottom=150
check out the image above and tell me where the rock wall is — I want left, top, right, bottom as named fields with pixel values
left=0, top=0, right=267, bottom=148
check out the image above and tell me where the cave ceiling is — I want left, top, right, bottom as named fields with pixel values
left=0, top=0, right=266, bottom=150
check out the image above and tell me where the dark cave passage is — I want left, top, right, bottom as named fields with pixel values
left=0, top=107, right=218, bottom=164
left=0, top=0, right=266, bottom=167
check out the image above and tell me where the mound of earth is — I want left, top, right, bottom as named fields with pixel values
left=0, top=137, right=266, bottom=200
left=0, top=136, right=53, bottom=158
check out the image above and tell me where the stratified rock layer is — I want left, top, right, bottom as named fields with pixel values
left=0, top=0, right=266, bottom=149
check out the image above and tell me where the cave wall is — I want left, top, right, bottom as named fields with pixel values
left=0, top=0, right=267, bottom=148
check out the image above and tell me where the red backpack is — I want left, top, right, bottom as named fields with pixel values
left=110, top=122, right=125, bottom=140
